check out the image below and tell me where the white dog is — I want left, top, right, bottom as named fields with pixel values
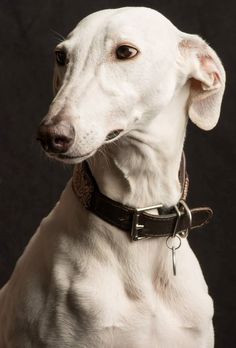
left=0, top=7, right=225, bottom=348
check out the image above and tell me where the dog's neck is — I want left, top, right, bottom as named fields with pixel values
left=88, top=84, right=189, bottom=209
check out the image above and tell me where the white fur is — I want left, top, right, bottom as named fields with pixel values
left=0, top=7, right=225, bottom=348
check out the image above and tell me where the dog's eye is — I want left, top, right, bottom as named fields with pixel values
left=116, top=45, right=138, bottom=60
left=55, top=50, right=68, bottom=66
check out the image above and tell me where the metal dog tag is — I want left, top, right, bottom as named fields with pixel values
left=166, top=236, right=181, bottom=276
left=172, top=246, right=177, bottom=276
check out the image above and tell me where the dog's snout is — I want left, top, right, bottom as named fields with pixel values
left=37, top=121, right=75, bottom=154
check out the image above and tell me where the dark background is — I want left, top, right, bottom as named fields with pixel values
left=0, top=0, right=235, bottom=347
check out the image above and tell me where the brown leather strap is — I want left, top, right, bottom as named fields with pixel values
left=72, top=155, right=212, bottom=240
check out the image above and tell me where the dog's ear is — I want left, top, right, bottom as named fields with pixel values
left=179, top=34, right=225, bottom=130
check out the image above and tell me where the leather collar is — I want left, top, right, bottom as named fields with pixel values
left=72, top=153, right=213, bottom=241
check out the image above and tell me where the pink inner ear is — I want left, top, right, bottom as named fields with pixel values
left=214, top=71, right=220, bottom=82
left=200, top=55, right=221, bottom=82
left=200, top=55, right=211, bottom=67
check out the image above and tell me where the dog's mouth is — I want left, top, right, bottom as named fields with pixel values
left=42, top=129, right=125, bottom=164
left=58, top=153, right=91, bottom=160
left=49, top=150, right=96, bottom=164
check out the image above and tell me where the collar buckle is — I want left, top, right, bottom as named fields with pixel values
left=131, top=204, right=163, bottom=241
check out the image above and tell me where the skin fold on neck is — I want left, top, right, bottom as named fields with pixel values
left=88, top=83, right=190, bottom=211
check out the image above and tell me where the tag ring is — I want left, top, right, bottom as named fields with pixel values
left=166, top=235, right=182, bottom=250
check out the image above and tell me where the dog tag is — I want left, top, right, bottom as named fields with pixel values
left=166, top=236, right=181, bottom=276
left=172, top=246, right=177, bottom=276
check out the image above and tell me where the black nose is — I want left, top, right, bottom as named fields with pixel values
left=37, top=121, right=75, bottom=154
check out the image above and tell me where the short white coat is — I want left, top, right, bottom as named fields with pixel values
left=0, top=7, right=225, bottom=348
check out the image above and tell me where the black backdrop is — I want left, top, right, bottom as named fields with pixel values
left=0, top=0, right=235, bottom=347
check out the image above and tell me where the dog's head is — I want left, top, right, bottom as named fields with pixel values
left=37, top=7, right=225, bottom=163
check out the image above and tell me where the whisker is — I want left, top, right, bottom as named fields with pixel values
left=50, top=29, right=66, bottom=43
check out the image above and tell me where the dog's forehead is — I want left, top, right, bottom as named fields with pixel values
left=67, top=7, right=178, bottom=46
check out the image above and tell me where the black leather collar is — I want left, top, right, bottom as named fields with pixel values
left=72, top=153, right=213, bottom=241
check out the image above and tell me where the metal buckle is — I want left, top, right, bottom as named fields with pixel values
left=131, top=204, right=163, bottom=241
left=173, top=199, right=192, bottom=238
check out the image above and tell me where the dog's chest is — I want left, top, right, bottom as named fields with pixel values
left=39, top=263, right=213, bottom=348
